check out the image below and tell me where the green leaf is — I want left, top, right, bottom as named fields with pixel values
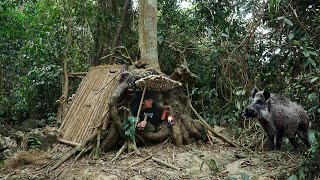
left=287, top=175, right=297, bottom=180
left=221, top=33, right=229, bottom=38
left=240, top=172, right=250, bottom=180
left=309, top=51, right=318, bottom=56
left=302, top=51, right=309, bottom=57
left=283, top=17, right=293, bottom=26
left=122, top=124, right=129, bottom=131
left=310, top=77, right=318, bottom=83
left=288, top=32, right=294, bottom=40
left=299, top=172, right=305, bottom=180
left=125, top=130, right=130, bottom=136
left=236, top=101, right=241, bottom=110
left=293, top=40, right=300, bottom=45
left=317, top=108, right=320, bottom=113
left=309, top=130, right=316, bottom=143
left=307, top=92, right=317, bottom=100
left=308, top=58, right=317, bottom=67
left=241, top=90, right=246, bottom=96
left=235, top=90, right=242, bottom=96
left=127, top=116, right=138, bottom=125
left=205, top=159, right=218, bottom=172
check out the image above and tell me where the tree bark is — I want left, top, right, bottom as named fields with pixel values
left=138, top=0, right=160, bottom=71
left=57, top=15, right=73, bottom=123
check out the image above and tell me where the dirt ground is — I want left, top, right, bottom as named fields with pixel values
left=0, top=137, right=306, bottom=180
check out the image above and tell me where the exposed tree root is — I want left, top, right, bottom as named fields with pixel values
left=71, top=144, right=94, bottom=167
left=127, top=140, right=141, bottom=154
left=111, top=141, right=128, bottom=163
left=171, top=121, right=183, bottom=146
left=137, top=126, right=170, bottom=142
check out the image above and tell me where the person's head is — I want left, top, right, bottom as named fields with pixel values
left=142, top=98, right=153, bottom=109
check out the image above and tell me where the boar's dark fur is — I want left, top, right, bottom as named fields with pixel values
left=243, top=87, right=311, bottom=150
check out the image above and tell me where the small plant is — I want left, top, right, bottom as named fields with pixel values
left=28, top=136, right=42, bottom=149
left=200, top=159, right=219, bottom=172
left=288, top=131, right=320, bottom=180
left=122, top=116, right=139, bottom=141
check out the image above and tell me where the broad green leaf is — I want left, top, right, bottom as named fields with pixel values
left=310, top=77, right=318, bottom=83
left=122, top=124, right=129, bottom=131
left=221, top=33, right=229, bottom=38
left=307, top=92, right=317, bottom=100
left=309, top=51, right=318, bottom=56
left=309, top=130, right=316, bottom=143
left=241, top=90, right=246, bottom=96
left=236, top=101, right=241, bottom=110
left=235, top=90, right=243, bottom=96
left=293, top=40, right=300, bottom=45
left=283, top=18, right=293, bottom=26
left=288, top=32, right=294, bottom=40
left=308, top=58, right=317, bottom=67
left=287, top=175, right=297, bottom=180
left=299, top=172, right=305, bottom=180
left=240, top=172, right=250, bottom=180
left=302, top=51, right=309, bottom=57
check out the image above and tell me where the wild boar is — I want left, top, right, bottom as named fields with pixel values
left=242, top=87, right=311, bottom=150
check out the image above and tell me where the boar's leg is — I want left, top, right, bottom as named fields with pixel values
left=266, top=127, right=277, bottom=150
left=297, top=126, right=311, bottom=148
left=266, top=121, right=277, bottom=150
left=275, top=131, right=284, bottom=150
left=288, top=136, right=299, bottom=149
left=267, top=134, right=276, bottom=150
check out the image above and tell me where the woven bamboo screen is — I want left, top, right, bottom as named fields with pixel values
left=60, top=65, right=124, bottom=144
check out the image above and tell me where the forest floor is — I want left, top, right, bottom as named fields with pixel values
left=0, top=133, right=306, bottom=180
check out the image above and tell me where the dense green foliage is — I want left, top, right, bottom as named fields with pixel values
left=0, top=0, right=319, bottom=178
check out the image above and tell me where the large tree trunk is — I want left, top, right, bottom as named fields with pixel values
left=138, top=0, right=160, bottom=71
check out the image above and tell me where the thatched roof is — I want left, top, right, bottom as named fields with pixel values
left=135, top=75, right=182, bottom=91
left=59, top=65, right=125, bottom=144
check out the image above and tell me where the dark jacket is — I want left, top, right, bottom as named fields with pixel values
left=130, top=91, right=162, bottom=128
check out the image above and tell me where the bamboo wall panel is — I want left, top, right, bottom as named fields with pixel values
left=60, top=65, right=124, bottom=143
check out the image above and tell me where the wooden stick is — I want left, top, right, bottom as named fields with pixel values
left=49, top=132, right=99, bottom=171
left=172, top=148, right=175, bottom=163
left=151, top=157, right=181, bottom=171
left=95, top=126, right=102, bottom=156
left=59, top=139, right=81, bottom=147
left=95, top=72, right=121, bottom=95
left=188, top=99, right=238, bottom=147
left=111, top=141, right=128, bottom=163
left=71, top=144, right=94, bottom=168
left=125, top=156, right=152, bottom=170
left=68, top=72, right=87, bottom=75
left=186, top=84, right=238, bottom=147
left=135, top=86, right=147, bottom=127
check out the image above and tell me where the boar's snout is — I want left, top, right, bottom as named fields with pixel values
left=242, top=107, right=256, bottom=118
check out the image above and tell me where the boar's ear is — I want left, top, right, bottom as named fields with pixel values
left=263, top=91, right=270, bottom=100
left=251, top=87, right=259, bottom=98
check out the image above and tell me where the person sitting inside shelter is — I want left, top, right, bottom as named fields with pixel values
left=130, top=91, right=172, bottom=132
